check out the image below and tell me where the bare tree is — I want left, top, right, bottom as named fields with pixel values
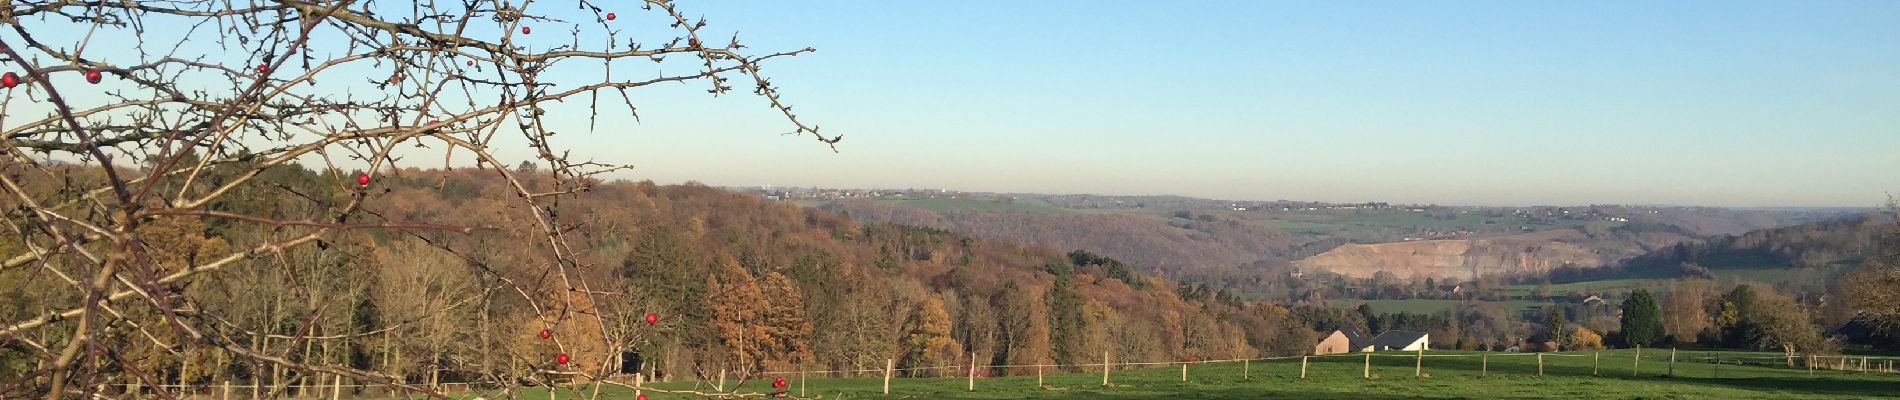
left=0, top=1, right=832, bottom=399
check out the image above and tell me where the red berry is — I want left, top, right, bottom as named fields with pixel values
left=636, top=395, right=647, bottom=400
left=606, top=12, right=616, bottom=21
left=1, top=72, right=17, bottom=88
left=84, top=69, right=102, bottom=84
left=645, top=312, right=659, bottom=325
left=355, top=172, right=370, bottom=186
left=466, top=60, right=474, bottom=66
left=538, top=329, right=552, bottom=339
left=556, top=353, right=570, bottom=365
left=522, top=26, right=532, bottom=35
left=257, top=64, right=269, bottom=74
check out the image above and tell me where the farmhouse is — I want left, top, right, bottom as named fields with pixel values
left=1314, top=328, right=1373, bottom=355
left=1370, top=330, right=1429, bottom=351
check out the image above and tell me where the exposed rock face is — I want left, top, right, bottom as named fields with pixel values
left=1293, top=229, right=1652, bottom=280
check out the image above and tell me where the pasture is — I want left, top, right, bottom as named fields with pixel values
left=471, top=349, right=1899, bottom=399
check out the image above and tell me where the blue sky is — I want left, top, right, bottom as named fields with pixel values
left=568, top=0, right=1898, bottom=207
left=14, top=1, right=1899, bottom=207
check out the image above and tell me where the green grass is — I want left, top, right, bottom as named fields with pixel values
left=375, top=349, right=1900, bottom=399
left=874, top=197, right=1071, bottom=214
left=1330, top=299, right=1548, bottom=315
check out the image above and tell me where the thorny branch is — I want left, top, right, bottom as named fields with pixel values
left=0, top=0, right=832, bottom=398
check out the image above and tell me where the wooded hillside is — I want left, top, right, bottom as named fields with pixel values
left=0, top=166, right=1313, bottom=391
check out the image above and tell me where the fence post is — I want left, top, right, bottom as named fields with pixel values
left=883, top=359, right=893, bottom=394
left=1415, top=347, right=1423, bottom=378
left=1181, top=362, right=1187, bottom=382
left=1037, top=364, right=1044, bottom=387
left=1632, top=345, right=1641, bottom=377
left=717, top=368, right=726, bottom=392
left=1243, top=358, right=1249, bottom=380
left=968, top=352, right=976, bottom=392
left=1300, top=356, right=1309, bottom=379
left=1863, top=356, right=1869, bottom=373
left=1807, top=354, right=1814, bottom=376
left=1537, top=353, right=1544, bottom=377
left=634, top=373, right=645, bottom=400
left=331, top=374, right=342, bottom=400
left=1481, top=354, right=1488, bottom=377
left=1668, top=348, right=1676, bottom=377
left=1363, top=353, right=1371, bottom=379
left=1594, top=350, right=1600, bottom=376
left=800, top=367, right=807, bottom=397
left=222, top=381, right=231, bottom=400
left=1714, top=353, right=1721, bottom=379
left=1102, top=351, right=1110, bottom=387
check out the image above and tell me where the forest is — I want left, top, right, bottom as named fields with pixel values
left=0, top=164, right=1316, bottom=392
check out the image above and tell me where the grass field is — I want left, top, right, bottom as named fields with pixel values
left=1335, top=299, right=1548, bottom=315
left=386, top=349, right=1900, bottom=399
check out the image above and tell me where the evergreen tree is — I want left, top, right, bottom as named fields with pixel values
left=1621, top=289, right=1665, bottom=347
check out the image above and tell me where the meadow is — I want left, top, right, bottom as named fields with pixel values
left=461, top=349, right=1899, bottom=400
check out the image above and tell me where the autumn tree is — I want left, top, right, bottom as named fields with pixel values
left=1839, top=202, right=1900, bottom=346
left=1661, top=279, right=1715, bottom=344
left=705, top=259, right=769, bottom=376
left=899, top=296, right=960, bottom=376
left=758, top=272, right=813, bottom=372
left=1568, top=326, right=1605, bottom=350
left=0, top=0, right=832, bottom=398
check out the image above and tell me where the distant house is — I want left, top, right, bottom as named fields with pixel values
left=1314, top=329, right=1374, bottom=355
left=1370, top=330, right=1430, bottom=352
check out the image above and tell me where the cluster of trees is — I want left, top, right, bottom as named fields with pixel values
left=1, top=168, right=1324, bottom=392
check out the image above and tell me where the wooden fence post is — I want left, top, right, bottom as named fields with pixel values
left=1363, top=353, right=1371, bottom=379
left=1669, top=348, right=1677, bottom=377
left=1415, top=347, right=1423, bottom=378
left=1102, top=351, right=1110, bottom=387
left=968, top=352, right=976, bottom=392
left=1714, top=353, right=1721, bottom=379
left=1243, top=358, right=1249, bottom=380
left=1300, top=356, right=1309, bottom=379
left=222, top=381, right=231, bottom=400
left=1807, top=354, right=1814, bottom=376
left=1537, top=353, right=1544, bottom=377
left=1594, top=350, right=1601, bottom=376
left=1632, top=346, right=1642, bottom=377
left=883, top=359, right=893, bottom=395
left=331, top=374, right=342, bottom=400
left=717, top=368, right=726, bottom=392
left=800, top=368, right=806, bottom=397
left=634, top=373, right=645, bottom=400
left=1181, top=362, right=1187, bottom=382
left=1481, top=354, right=1488, bottom=377
left=1037, top=364, right=1044, bottom=387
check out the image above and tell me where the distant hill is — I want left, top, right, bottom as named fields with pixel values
left=820, top=199, right=1331, bottom=286
left=1591, top=213, right=1892, bottom=282
left=1293, top=224, right=1699, bottom=280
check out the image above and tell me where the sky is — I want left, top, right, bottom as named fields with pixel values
left=557, top=0, right=1899, bottom=208
left=15, top=1, right=1900, bottom=207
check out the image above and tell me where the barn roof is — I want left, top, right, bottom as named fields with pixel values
left=1342, top=328, right=1373, bottom=349
left=1371, top=330, right=1428, bottom=348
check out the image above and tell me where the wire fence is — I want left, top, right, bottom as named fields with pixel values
left=106, top=348, right=1900, bottom=399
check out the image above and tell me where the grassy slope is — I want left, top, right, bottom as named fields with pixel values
left=478, top=349, right=1900, bottom=400
left=1344, top=299, right=1549, bottom=314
